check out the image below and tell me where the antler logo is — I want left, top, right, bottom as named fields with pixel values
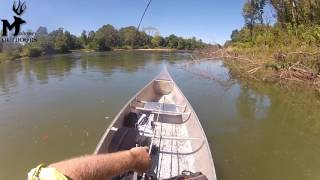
left=1, top=0, right=27, bottom=36
left=13, top=0, right=27, bottom=15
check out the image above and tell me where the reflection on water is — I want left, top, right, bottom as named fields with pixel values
left=236, top=87, right=271, bottom=121
left=0, top=51, right=320, bottom=180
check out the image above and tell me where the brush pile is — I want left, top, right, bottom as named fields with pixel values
left=194, top=47, right=320, bottom=88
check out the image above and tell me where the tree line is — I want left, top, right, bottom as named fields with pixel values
left=228, top=0, right=320, bottom=48
left=0, top=24, right=208, bottom=60
left=226, top=0, right=320, bottom=80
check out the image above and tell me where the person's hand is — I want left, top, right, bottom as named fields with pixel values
left=129, top=147, right=151, bottom=172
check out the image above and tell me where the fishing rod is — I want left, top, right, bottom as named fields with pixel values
left=137, top=0, right=153, bottom=31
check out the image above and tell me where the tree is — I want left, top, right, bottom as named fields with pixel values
left=177, top=38, right=185, bottom=50
left=32, top=37, right=54, bottom=55
left=91, top=24, right=119, bottom=51
left=151, top=35, right=164, bottom=47
left=0, top=23, right=208, bottom=61
left=190, top=37, right=197, bottom=49
left=269, top=0, right=308, bottom=26
left=242, top=0, right=267, bottom=40
left=138, top=31, right=151, bottom=48
left=257, top=0, right=266, bottom=24
left=36, top=26, right=48, bottom=37
left=119, top=26, right=140, bottom=48
left=26, top=26, right=54, bottom=55
left=47, top=28, right=75, bottom=53
left=87, top=31, right=95, bottom=44
left=54, top=32, right=68, bottom=53
left=231, top=29, right=240, bottom=42
left=166, top=34, right=179, bottom=48
left=64, top=31, right=76, bottom=50
left=25, top=46, right=42, bottom=57
left=243, top=0, right=258, bottom=40
left=80, top=30, right=88, bottom=47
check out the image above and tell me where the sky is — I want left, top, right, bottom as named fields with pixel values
left=0, top=0, right=248, bottom=45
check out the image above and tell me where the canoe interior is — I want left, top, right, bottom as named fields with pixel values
left=95, top=69, right=216, bottom=180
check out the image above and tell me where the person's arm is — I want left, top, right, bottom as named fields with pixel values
left=49, top=147, right=150, bottom=180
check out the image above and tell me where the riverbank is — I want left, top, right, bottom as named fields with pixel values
left=72, top=48, right=181, bottom=53
left=114, top=48, right=179, bottom=51
left=0, top=48, right=190, bottom=64
left=194, top=47, right=320, bottom=91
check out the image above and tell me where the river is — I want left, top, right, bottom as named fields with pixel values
left=0, top=51, right=320, bottom=180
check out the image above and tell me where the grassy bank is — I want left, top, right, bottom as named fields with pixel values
left=0, top=52, right=27, bottom=63
left=196, top=46, right=320, bottom=91
left=197, top=0, right=320, bottom=90
left=114, top=48, right=182, bottom=52
left=0, top=53, right=7, bottom=62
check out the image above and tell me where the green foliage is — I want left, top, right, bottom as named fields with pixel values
left=6, top=49, right=21, bottom=60
left=118, top=26, right=155, bottom=48
left=270, top=0, right=320, bottom=26
left=91, top=24, right=119, bottom=51
left=1, top=24, right=208, bottom=61
left=119, top=26, right=140, bottom=48
left=28, top=35, right=54, bottom=55
left=54, top=33, right=69, bottom=53
left=231, top=29, right=240, bottom=42
left=242, top=0, right=266, bottom=39
left=0, top=42, right=22, bottom=60
left=84, top=25, right=205, bottom=50
left=80, top=30, right=88, bottom=47
left=229, top=0, right=320, bottom=76
left=177, top=38, right=185, bottom=50
left=151, top=35, right=164, bottom=47
left=138, top=32, right=150, bottom=48
left=25, top=47, right=42, bottom=57
left=166, top=34, right=179, bottom=49
left=230, top=0, right=320, bottom=48
left=230, top=24, right=320, bottom=48
left=33, top=28, right=78, bottom=54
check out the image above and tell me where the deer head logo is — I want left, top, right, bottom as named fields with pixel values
left=1, top=0, right=27, bottom=36
left=13, top=0, right=27, bottom=16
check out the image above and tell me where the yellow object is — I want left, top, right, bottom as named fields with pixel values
left=27, top=164, right=69, bottom=180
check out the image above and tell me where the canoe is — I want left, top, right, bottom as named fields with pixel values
left=95, top=67, right=217, bottom=180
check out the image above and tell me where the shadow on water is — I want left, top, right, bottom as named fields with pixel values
left=0, top=51, right=320, bottom=180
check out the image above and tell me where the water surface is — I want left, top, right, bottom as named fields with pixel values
left=0, top=51, right=320, bottom=180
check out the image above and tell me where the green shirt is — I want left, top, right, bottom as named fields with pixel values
left=27, top=164, right=69, bottom=180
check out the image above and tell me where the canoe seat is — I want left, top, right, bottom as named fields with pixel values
left=138, top=100, right=186, bottom=109
left=144, top=102, right=178, bottom=112
left=135, top=101, right=189, bottom=116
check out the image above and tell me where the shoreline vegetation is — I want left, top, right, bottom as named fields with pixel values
left=70, top=48, right=187, bottom=53
left=195, top=47, right=320, bottom=89
left=0, top=25, right=207, bottom=63
left=195, top=0, right=320, bottom=92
